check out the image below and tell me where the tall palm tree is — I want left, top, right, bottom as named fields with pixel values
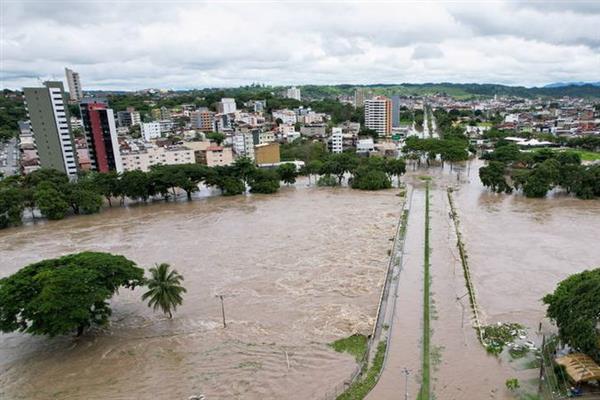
left=142, top=263, right=187, bottom=319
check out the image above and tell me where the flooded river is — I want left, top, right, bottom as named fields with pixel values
left=0, top=185, right=401, bottom=399
left=1, top=160, right=598, bottom=400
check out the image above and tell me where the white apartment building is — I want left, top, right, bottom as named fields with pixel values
left=65, top=68, right=83, bottom=102
left=218, top=98, right=237, bottom=114
left=257, top=131, right=275, bottom=144
left=272, top=109, right=297, bottom=125
left=286, top=86, right=301, bottom=101
left=298, top=112, right=325, bottom=124
left=120, top=146, right=195, bottom=172
left=357, top=138, right=375, bottom=154
left=159, top=119, right=174, bottom=134
left=141, top=122, right=161, bottom=141
left=330, top=127, right=343, bottom=154
left=117, top=108, right=141, bottom=127
left=233, top=133, right=255, bottom=160
left=365, top=96, right=392, bottom=137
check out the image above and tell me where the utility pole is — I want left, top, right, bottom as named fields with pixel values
left=403, top=368, right=411, bottom=400
left=538, top=334, right=546, bottom=395
left=216, top=295, right=226, bottom=328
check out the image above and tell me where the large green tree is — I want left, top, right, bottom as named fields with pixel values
left=0, top=187, right=24, bottom=228
left=34, top=183, right=70, bottom=220
left=543, top=268, right=600, bottom=362
left=479, top=161, right=513, bottom=193
left=277, top=163, right=298, bottom=185
left=0, top=252, right=145, bottom=336
left=249, top=169, right=280, bottom=194
left=384, top=158, right=407, bottom=187
left=142, top=263, right=186, bottom=319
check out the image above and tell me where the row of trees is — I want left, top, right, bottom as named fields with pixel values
left=300, top=152, right=406, bottom=190
left=0, top=252, right=187, bottom=337
left=1, top=152, right=408, bottom=229
left=480, top=144, right=600, bottom=198
left=0, top=158, right=295, bottom=229
left=402, top=137, right=470, bottom=169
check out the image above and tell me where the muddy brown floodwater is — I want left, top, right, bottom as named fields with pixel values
left=0, top=185, right=402, bottom=400
left=416, top=160, right=600, bottom=398
left=452, top=159, right=600, bottom=329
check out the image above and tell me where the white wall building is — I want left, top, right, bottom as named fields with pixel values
left=141, top=122, right=161, bottom=141
left=365, top=96, right=392, bottom=137
left=233, top=133, right=255, bottom=160
left=286, top=86, right=301, bottom=101
left=357, top=138, right=375, bottom=154
left=65, top=67, right=83, bottom=102
left=272, top=109, right=297, bottom=125
left=120, top=146, right=195, bottom=172
left=330, top=127, right=343, bottom=153
left=218, top=98, right=237, bottom=114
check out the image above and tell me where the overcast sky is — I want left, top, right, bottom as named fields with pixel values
left=2, top=1, right=599, bottom=90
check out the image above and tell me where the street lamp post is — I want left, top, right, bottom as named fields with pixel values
left=216, top=295, right=226, bottom=328
left=403, top=368, right=411, bottom=400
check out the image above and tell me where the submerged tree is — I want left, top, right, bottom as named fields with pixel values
left=142, top=263, right=187, bottom=319
left=543, top=268, right=600, bottom=362
left=0, top=252, right=144, bottom=336
left=479, top=161, right=513, bottom=193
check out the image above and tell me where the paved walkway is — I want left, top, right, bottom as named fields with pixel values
left=366, top=188, right=426, bottom=400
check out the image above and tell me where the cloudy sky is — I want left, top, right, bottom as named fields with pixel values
left=2, top=1, right=599, bottom=90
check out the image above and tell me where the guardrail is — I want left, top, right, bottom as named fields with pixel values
left=446, top=187, right=485, bottom=344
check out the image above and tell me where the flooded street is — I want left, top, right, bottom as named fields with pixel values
left=0, top=185, right=401, bottom=399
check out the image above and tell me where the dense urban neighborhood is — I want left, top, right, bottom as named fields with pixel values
left=1, top=71, right=600, bottom=400
left=1, top=73, right=599, bottom=228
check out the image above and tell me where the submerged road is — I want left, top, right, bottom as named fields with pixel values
left=366, top=179, right=513, bottom=399
left=366, top=187, right=425, bottom=400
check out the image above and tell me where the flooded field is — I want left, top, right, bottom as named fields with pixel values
left=0, top=185, right=402, bottom=400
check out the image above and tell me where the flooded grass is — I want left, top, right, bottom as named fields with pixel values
left=330, top=334, right=368, bottom=362
left=336, top=341, right=386, bottom=400
left=481, top=323, right=526, bottom=355
left=418, top=182, right=432, bottom=400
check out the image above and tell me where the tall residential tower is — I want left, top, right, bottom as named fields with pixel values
left=79, top=98, right=123, bottom=173
left=364, top=96, right=392, bottom=137
left=23, top=81, right=79, bottom=176
left=65, top=68, right=83, bottom=102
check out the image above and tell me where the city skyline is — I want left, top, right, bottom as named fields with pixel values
left=2, top=1, right=599, bottom=90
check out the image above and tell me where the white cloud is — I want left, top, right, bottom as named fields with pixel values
left=1, top=1, right=598, bottom=90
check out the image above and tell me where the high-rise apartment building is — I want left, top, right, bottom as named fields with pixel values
left=65, top=68, right=83, bottom=102
left=329, top=127, right=343, bottom=154
left=190, top=108, right=216, bottom=131
left=141, top=122, right=161, bottom=141
left=217, top=98, right=237, bottom=114
left=354, top=88, right=366, bottom=108
left=79, top=98, right=123, bottom=173
left=23, top=81, right=79, bottom=176
left=364, top=96, right=392, bottom=137
left=391, top=95, right=400, bottom=128
left=117, top=107, right=141, bottom=127
left=286, top=86, right=301, bottom=101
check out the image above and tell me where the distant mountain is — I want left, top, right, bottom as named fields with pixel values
left=544, top=82, right=600, bottom=88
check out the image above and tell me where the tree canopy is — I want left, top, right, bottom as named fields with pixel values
left=543, top=268, right=600, bottom=362
left=0, top=252, right=145, bottom=336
